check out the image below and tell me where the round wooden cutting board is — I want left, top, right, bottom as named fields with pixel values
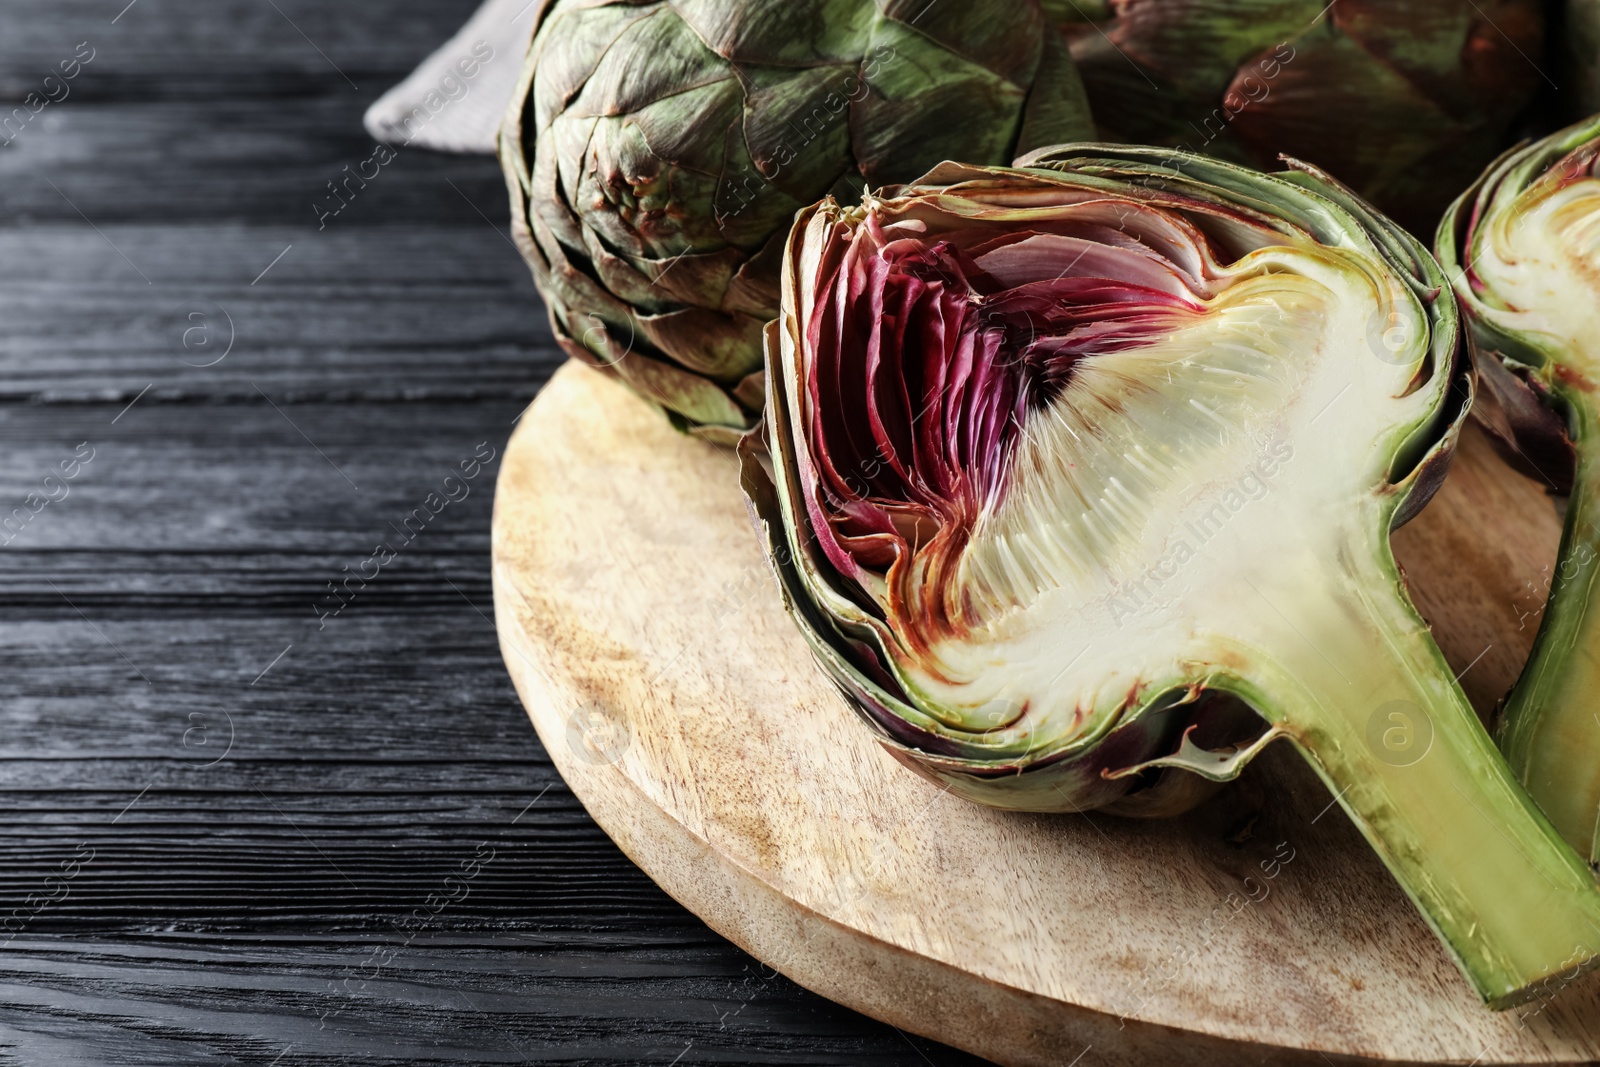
left=491, top=361, right=1600, bottom=1067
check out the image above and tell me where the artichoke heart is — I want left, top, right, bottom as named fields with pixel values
left=747, top=146, right=1600, bottom=1008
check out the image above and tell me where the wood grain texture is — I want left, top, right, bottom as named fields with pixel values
left=494, top=361, right=1600, bottom=1067
left=0, top=0, right=985, bottom=1061
left=0, top=935, right=979, bottom=1066
left=0, top=100, right=510, bottom=225
left=0, top=227, right=555, bottom=403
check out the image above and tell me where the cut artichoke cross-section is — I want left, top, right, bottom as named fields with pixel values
left=904, top=246, right=1418, bottom=740
left=746, top=146, right=1600, bottom=1007
left=1439, top=113, right=1600, bottom=867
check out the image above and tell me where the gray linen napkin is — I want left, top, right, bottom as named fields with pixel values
left=362, top=0, right=538, bottom=154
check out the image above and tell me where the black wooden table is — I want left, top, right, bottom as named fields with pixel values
left=0, top=3, right=983, bottom=1062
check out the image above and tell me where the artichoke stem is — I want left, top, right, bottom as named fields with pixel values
left=1226, top=520, right=1600, bottom=1008
left=1500, top=395, right=1600, bottom=866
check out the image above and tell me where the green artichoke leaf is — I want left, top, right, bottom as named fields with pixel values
left=1085, top=0, right=1316, bottom=101
left=1335, top=0, right=1537, bottom=119
left=565, top=90, right=748, bottom=259
left=531, top=117, right=594, bottom=255
left=527, top=2, right=656, bottom=133
left=567, top=4, right=731, bottom=120
left=611, top=355, right=751, bottom=438
left=1569, top=0, right=1600, bottom=119
left=1016, top=29, right=1096, bottom=160
left=849, top=21, right=1026, bottom=184
left=583, top=232, right=743, bottom=317
left=878, top=0, right=1047, bottom=89
left=1056, top=0, right=1544, bottom=232
left=737, top=63, right=858, bottom=205
left=637, top=305, right=768, bottom=383
left=673, top=0, right=876, bottom=65
left=1040, top=0, right=1113, bottom=24
left=1228, top=22, right=1467, bottom=228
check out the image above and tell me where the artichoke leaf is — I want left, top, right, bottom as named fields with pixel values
left=1054, top=0, right=1543, bottom=230
left=1104, top=724, right=1290, bottom=783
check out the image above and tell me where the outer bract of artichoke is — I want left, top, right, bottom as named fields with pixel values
left=499, top=0, right=1095, bottom=442
left=1567, top=0, right=1600, bottom=119
left=745, top=145, right=1600, bottom=1007
left=1049, top=0, right=1542, bottom=233
left=1438, top=112, right=1600, bottom=867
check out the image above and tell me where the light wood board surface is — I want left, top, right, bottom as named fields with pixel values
left=492, top=360, right=1600, bottom=1066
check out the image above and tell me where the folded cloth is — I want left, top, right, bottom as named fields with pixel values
left=363, top=0, right=538, bottom=154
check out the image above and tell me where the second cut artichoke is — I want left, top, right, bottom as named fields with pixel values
left=1438, top=112, right=1600, bottom=867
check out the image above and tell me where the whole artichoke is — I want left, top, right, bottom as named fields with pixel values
left=500, top=0, right=1095, bottom=442
left=743, top=146, right=1600, bottom=1006
left=1049, top=0, right=1543, bottom=232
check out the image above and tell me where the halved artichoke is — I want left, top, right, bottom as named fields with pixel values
left=744, top=145, right=1600, bottom=1007
left=1438, top=113, right=1600, bottom=868
left=500, top=0, right=1095, bottom=442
